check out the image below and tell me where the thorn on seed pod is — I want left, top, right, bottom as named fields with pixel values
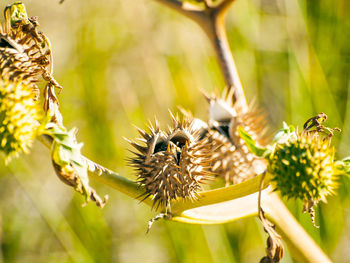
left=0, top=80, right=41, bottom=162
left=127, top=112, right=214, bottom=212
left=269, top=113, right=339, bottom=227
left=1, top=2, right=61, bottom=101
left=201, top=89, right=268, bottom=185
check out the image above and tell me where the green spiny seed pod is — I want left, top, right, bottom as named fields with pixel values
left=269, top=132, right=337, bottom=205
left=0, top=79, right=40, bottom=161
left=128, top=114, right=212, bottom=212
left=203, top=89, right=268, bottom=185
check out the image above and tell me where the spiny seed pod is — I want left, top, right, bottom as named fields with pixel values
left=0, top=3, right=53, bottom=98
left=128, top=114, right=212, bottom=212
left=0, top=79, right=40, bottom=161
left=269, top=132, right=337, bottom=209
left=203, top=89, right=268, bottom=185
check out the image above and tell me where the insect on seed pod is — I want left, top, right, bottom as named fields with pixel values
left=128, top=113, right=213, bottom=212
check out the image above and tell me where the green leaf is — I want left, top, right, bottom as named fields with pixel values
left=238, top=126, right=267, bottom=157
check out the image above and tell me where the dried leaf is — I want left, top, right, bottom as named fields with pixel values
left=258, top=173, right=284, bottom=263
left=45, top=123, right=108, bottom=208
left=259, top=208, right=284, bottom=263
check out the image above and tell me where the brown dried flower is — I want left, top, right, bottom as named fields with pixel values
left=0, top=2, right=64, bottom=161
left=0, top=3, right=56, bottom=98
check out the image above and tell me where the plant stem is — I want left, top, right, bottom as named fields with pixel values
left=263, top=192, right=332, bottom=263
left=199, top=9, right=247, bottom=110
left=170, top=186, right=332, bottom=262
left=152, top=0, right=248, bottom=110
left=153, top=0, right=203, bottom=20
left=171, top=172, right=269, bottom=213
left=89, top=169, right=153, bottom=207
left=88, top=163, right=270, bottom=213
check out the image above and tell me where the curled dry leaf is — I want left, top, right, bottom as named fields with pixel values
left=258, top=173, right=284, bottom=263
left=47, top=123, right=108, bottom=208
left=259, top=208, right=284, bottom=263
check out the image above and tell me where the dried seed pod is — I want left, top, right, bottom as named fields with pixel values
left=128, top=114, right=212, bottom=212
left=203, top=89, right=268, bottom=185
left=0, top=3, right=64, bottom=161
left=0, top=3, right=60, bottom=99
left=0, top=79, right=41, bottom=161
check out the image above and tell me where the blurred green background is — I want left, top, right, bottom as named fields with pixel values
left=1, top=0, right=350, bottom=262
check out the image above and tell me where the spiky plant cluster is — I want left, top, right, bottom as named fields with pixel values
left=203, top=89, right=268, bottom=185
left=128, top=114, right=212, bottom=212
left=269, top=132, right=337, bottom=214
left=0, top=3, right=62, bottom=160
left=0, top=79, right=40, bottom=160
left=0, top=2, right=55, bottom=98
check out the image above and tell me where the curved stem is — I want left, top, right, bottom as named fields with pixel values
left=264, top=192, right=332, bottom=263
left=171, top=172, right=269, bottom=213
left=89, top=170, right=153, bottom=207
left=153, top=0, right=204, bottom=21
left=199, top=11, right=247, bottom=110
left=152, top=0, right=248, bottom=110
left=88, top=161, right=270, bottom=213
left=215, top=0, right=237, bottom=14
left=170, top=187, right=332, bottom=262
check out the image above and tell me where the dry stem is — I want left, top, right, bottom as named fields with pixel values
left=153, top=0, right=247, bottom=110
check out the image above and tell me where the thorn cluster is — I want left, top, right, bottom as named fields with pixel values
left=0, top=3, right=62, bottom=160
left=202, top=89, right=268, bottom=185
left=128, top=113, right=213, bottom=212
left=269, top=131, right=337, bottom=226
left=0, top=3, right=58, bottom=99
left=0, top=79, right=40, bottom=161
